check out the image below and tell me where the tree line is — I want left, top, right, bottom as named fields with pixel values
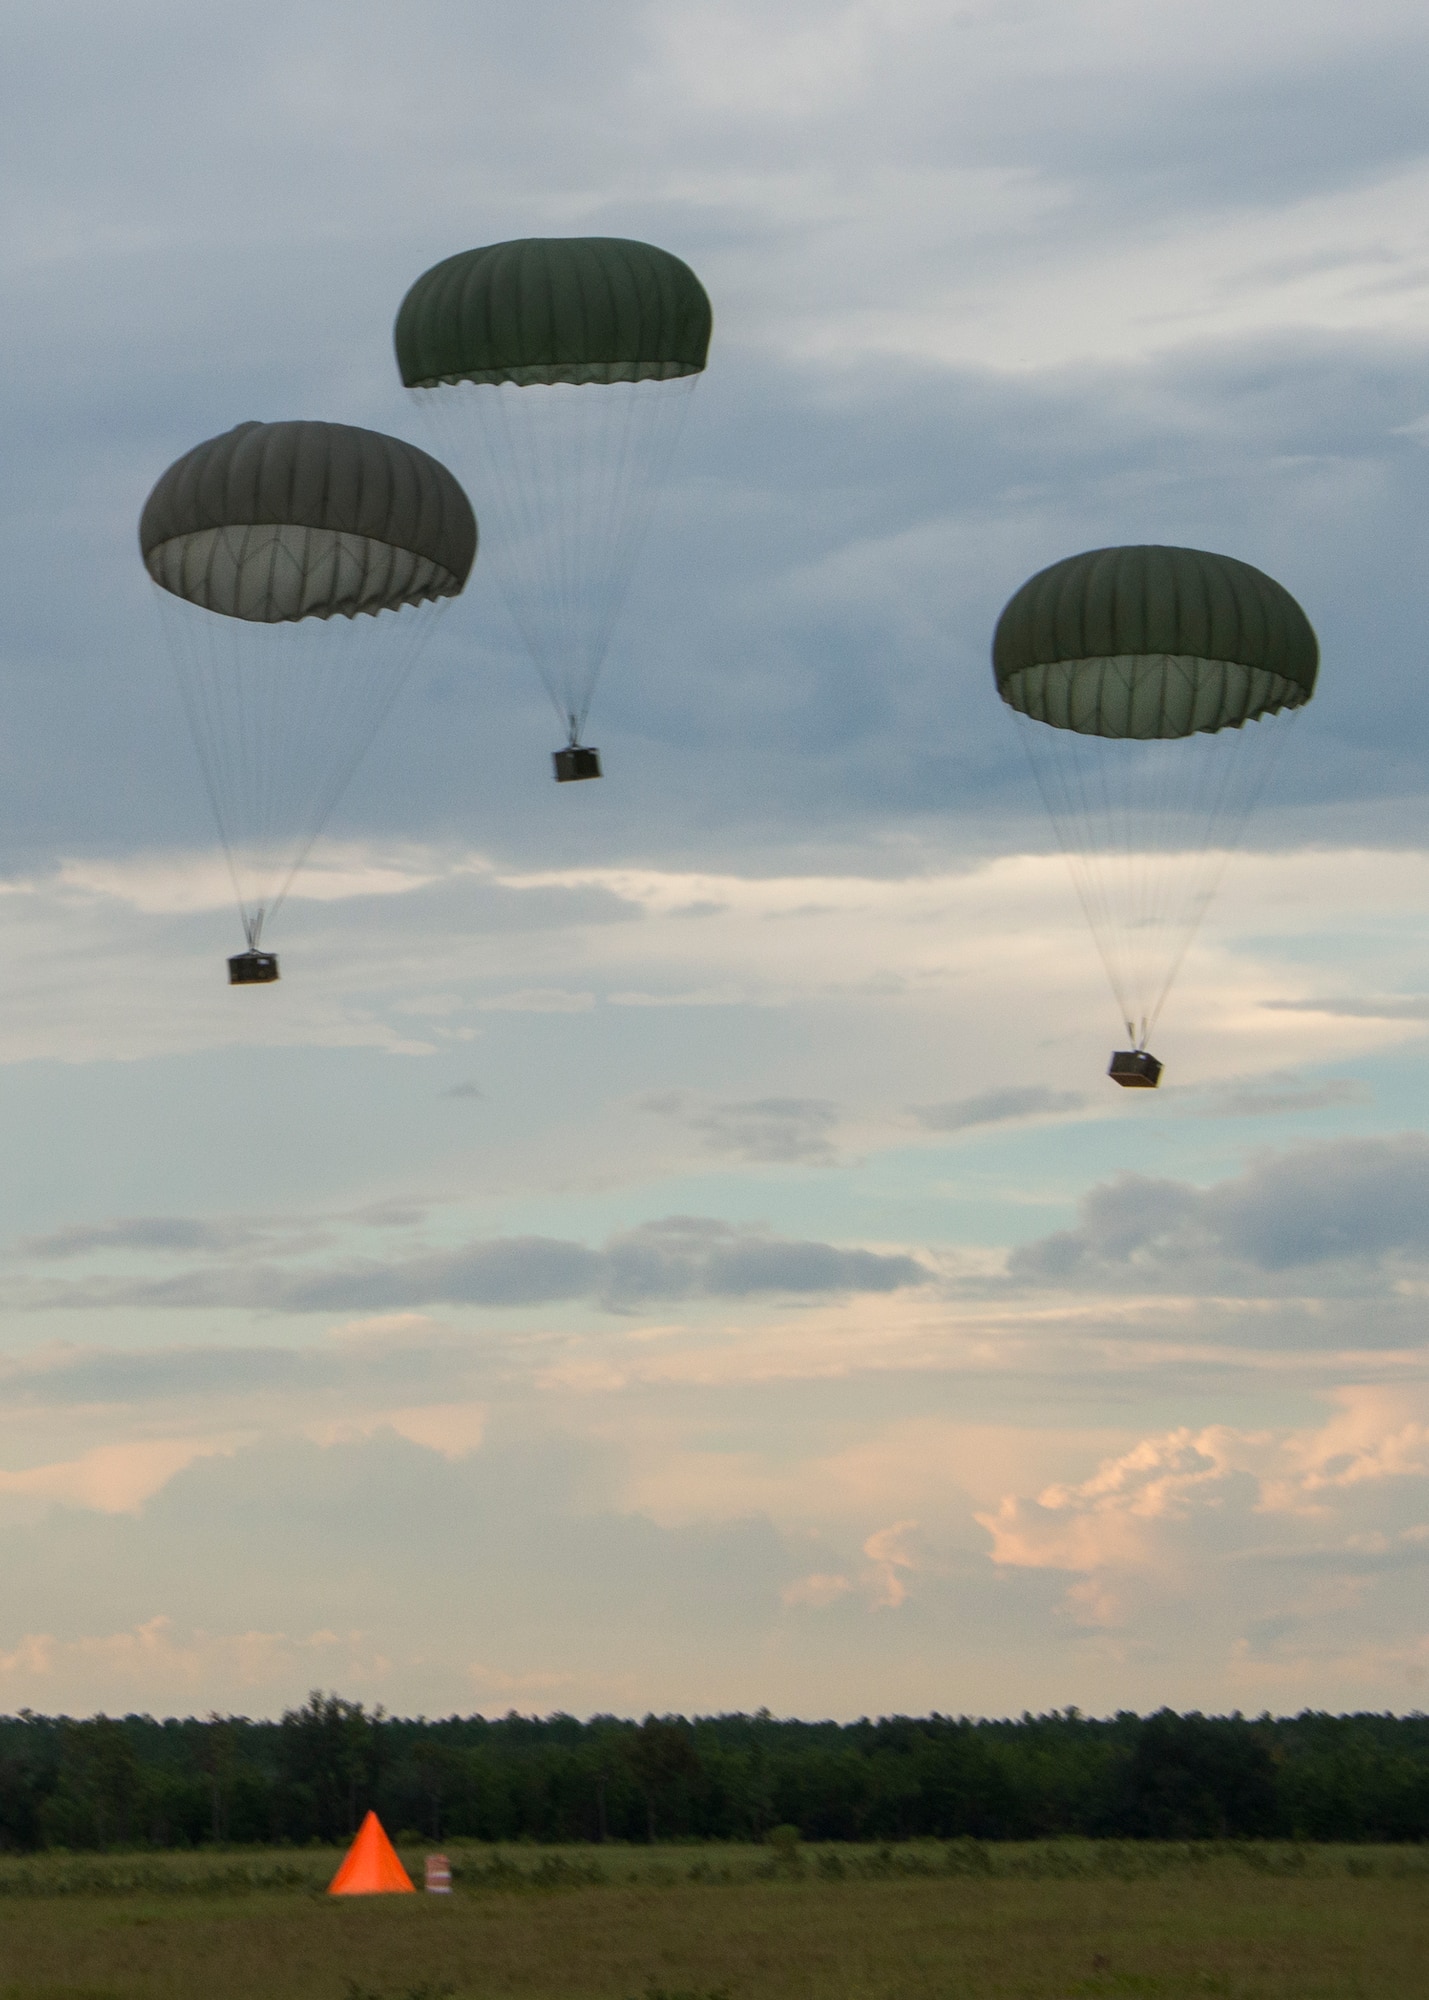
left=0, top=1698, right=1427, bottom=1852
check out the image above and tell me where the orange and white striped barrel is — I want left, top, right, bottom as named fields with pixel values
left=424, top=1853, right=452, bottom=1894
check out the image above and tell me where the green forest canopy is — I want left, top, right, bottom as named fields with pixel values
left=1, top=1701, right=1427, bottom=1851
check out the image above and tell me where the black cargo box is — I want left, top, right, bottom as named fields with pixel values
left=553, top=746, right=602, bottom=782
left=228, top=949, right=280, bottom=986
left=1108, top=1049, right=1162, bottom=1088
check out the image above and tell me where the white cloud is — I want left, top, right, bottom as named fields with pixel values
left=976, top=1427, right=1255, bottom=1574
left=781, top=1571, right=853, bottom=1609
left=649, top=0, right=919, bottom=119
left=0, top=840, right=1414, bottom=1107
left=1272, top=1386, right=1429, bottom=1506
left=979, top=1391, right=1429, bottom=1579
left=0, top=1614, right=383, bottom=1709
left=304, top=1401, right=489, bottom=1460
left=956, top=1392, right=1429, bottom=1701
left=0, top=1438, right=234, bottom=1515
left=862, top=1518, right=920, bottom=1608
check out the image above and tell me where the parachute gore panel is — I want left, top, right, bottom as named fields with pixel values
left=140, top=421, right=477, bottom=622
left=395, top=237, right=713, bottom=388
left=993, top=545, right=1318, bottom=739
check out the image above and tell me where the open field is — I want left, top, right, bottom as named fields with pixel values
left=0, top=1842, right=1424, bottom=2000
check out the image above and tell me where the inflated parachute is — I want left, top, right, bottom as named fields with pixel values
left=141, top=420, right=476, bottom=982
left=395, top=236, right=711, bottom=780
left=993, top=545, right=1318, bottom=1084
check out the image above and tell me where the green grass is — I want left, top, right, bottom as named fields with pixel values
left=0, top=1843, right=1422, bottom=2000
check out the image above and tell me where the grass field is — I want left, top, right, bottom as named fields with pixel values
left=0, top=1842, right=1424, bottom=2000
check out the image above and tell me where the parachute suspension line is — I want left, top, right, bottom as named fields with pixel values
left=1014, top=698, right=1299, bottom=1040
left=157, top=567, right=449, bottom=944
left=1016, top=708, right=1139, bottom=1036
left=262, top=594, right=450, bottom=925
left=410, top=375, right=698, bottom=742
left=1135, top=704, right=1298, bottom=1041
left=569, top=370, right=685, bottom=743
left=159, top=575, right=256, bottom=932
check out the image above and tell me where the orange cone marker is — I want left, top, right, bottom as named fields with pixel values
left=327, top=1810, right=416, bottom=1895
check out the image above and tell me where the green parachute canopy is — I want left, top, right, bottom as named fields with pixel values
left=994, top=544, right=1318, bottom=739
left=395, top=237, right=711, bottom=761
left=992, top=544, right=1319, bottom=1055
left=140, top=421, right=475, bottom=961
left=141, top=419, right=475, bottom=620
left=395, top=237, right=712, bottom=389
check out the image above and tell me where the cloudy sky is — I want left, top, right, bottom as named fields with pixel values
left=3, top=0, right=1429, bottom=1721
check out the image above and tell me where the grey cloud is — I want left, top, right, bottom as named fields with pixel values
left=8, top=314, right=1429, bottom=880
left=912, top=1086, right=1086, bottom=1133
left=282, top=1237, right=603, bottom=1313
left=287, top=1215, right=928, bottom=1311
left=17, top=1198, right=430, bottom=1262
left=6, top=0, right=1429, bottom=884
left=1190, top=1075, right=1371, bottom=1118
left=10, top=1218, right=928, bottom=1316
left=1203, top=1138, right=1429, bottom=1271
left=832, top=8, right=1429, bottom=223
left=640, top=1093, right=842, bottom=1165
left=0, top=1325, right=500, bottom=1410
left=443, top=1082, right=484, bottom=1100
left=596, top=1217, right=924, bottom=1303
left=345, top=1201, right=432, bottom=1231
left=1010, top=1133, right=1429, bottom=1295
left=0, top=1343, right=341, bottom=1407
left=0, top=1299, right=577, bottom=1409
left=15, top=1217, right=291, bottom=1261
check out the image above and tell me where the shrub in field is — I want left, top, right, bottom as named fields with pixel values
left=763, top=1824, right=803, bottom=1875
left=344, top=1984, right=455, bottom=2000
left=628, top=1985, right=730, bottom=2000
